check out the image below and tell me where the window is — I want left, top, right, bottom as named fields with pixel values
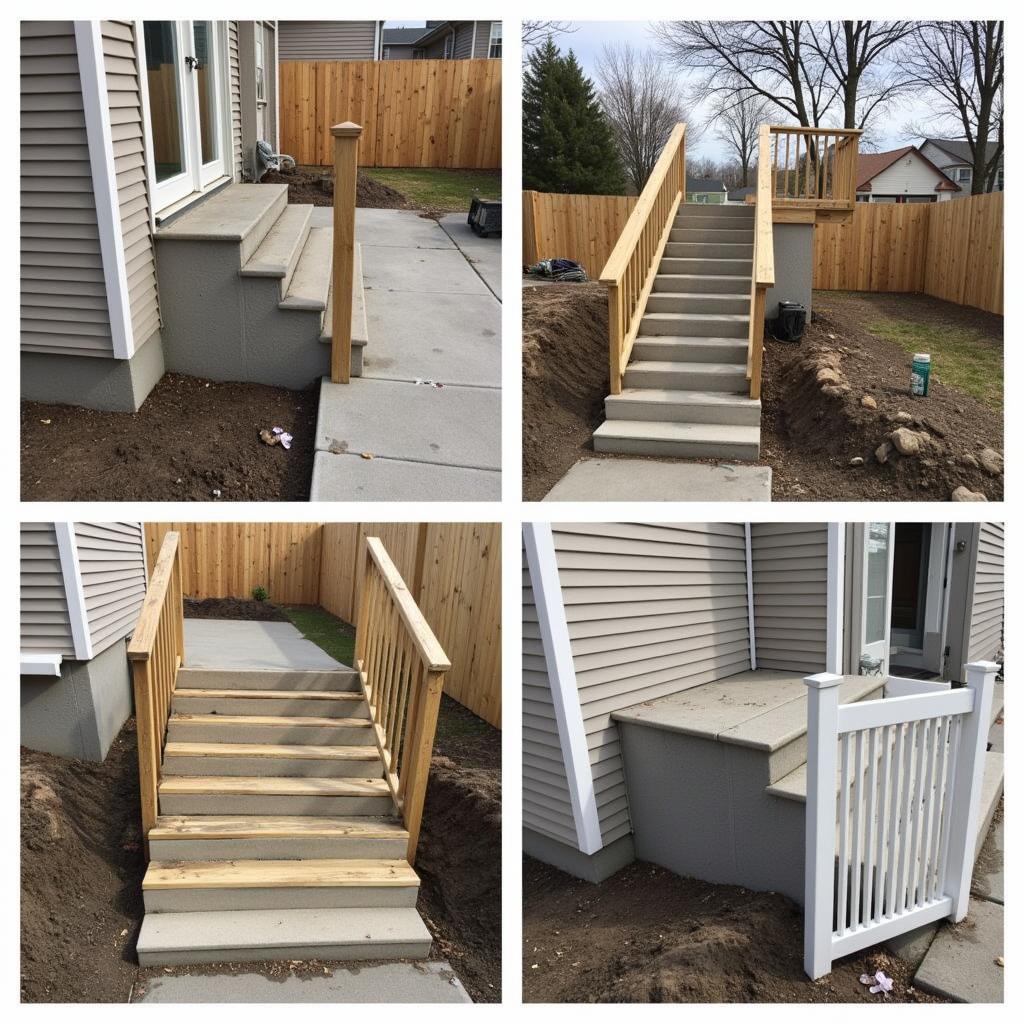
left=856, top=193, right=870, bottom=202
left=255, top=32, right=265, bottom=102
left=382, top=46, right=390, bottom=60
left=488, top=22, right=502, bottom=58
left=443, top=33, right=453, bottom=59
left=956, top=167, right=971, bottom=183
left=996, top=168, right=1004, bottom=191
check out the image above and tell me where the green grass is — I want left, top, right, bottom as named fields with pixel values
left=282, top=604, right=356, bottom=666
left=864, top=319, right=1003, bottom=412
left=362, top=167, right=501, bottom=212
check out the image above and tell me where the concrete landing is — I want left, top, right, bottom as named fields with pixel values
left=133, top=961, right=471, bottom=1003
left=914, top=898, right=1004, bottom=1002
left=542, top=457, right=772, bottom=501
left=311, top=450, right=500, bottom=501
left=183, top=620, right=345, bottom=671
left=438, top=213, right=501, bottom=299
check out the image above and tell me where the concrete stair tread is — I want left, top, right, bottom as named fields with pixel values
left=143, top=858, right=419, bottom=890
left=155, top=183, right=288, bottom=243
left=150, top=814, right=407, bottom=840
left=642, top=312, right=749, bottom=324
left=174, top=687, right=363, bottom=703
left=648, top=291, right=750, bottom=300
left=633, top=337, right=748, bottom=350
left=175, top=668, right=357, bottom=690
left=170, top=713, right=371, bottom=730
left=594, top=419, right=759, bottom=443
left=241, top=204, right=313, bottom=278
left=159, top=775, right=390, bottom=797
left=164, top=742, right=381, bottom=761
left=280, top=226, right=333, bottom=310
left=136, top=906, right=432, bottom=965
left=320, top=242, right=368, bottom=348
left=626, top=360, right=748, bottom=373
left=609, top=388, right=760, bottom=409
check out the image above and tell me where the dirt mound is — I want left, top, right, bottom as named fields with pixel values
left=416, top=755, right=501, bottom=1002
left=261, top=167, right=410, bottom=209
left=184, top=597, right=289, bottom=622
left=21, top=724, right=146, bottom=1003
left=522, top=282, right=609, bottom=499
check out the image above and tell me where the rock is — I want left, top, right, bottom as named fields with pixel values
left=978, top=448, right=1004, bottom=476
left=860, top=395, right=877, bottom=409
left=922, top=418, right=946, bottom=438
left=816, top=367, right=842, bottom=385
left=893, top=411, right=913, bottom=424
left=891, top=427, right=925, bottom=456
left=960, top=452, right=979, bottom=469
left=849, top=456, right=865, bottom=467
left=952, top=486, right=987, bottom=502
left=875, top=440, right=894, bottom=465
left=821, top=384, right=849, bottom=398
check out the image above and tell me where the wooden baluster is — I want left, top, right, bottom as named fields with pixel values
left=403, top=667, right=446, bottom=865
left=391, top=632, right=414, bottom=764
left=329, top=122, right=362, bottom=383
left=173, top=548, right=184, bottom=667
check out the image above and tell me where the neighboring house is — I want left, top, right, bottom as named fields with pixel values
left=21, top=522, right=148, bottom=761
left=727, top=185, right=755, bottom=204
left=920, top=137, right=1004, bottom=196
left=855, top=146, right=959, bottom=203
left=380, top=26, right=429, bottom=61
left=278, top=21, right=502, bottom=61
left=21, top=20, right=278, bottom=412
left=278, top=20, right=383, bottom=61
left=522, top=521, right=1004, bottom=887
left=389, top=21, right=502, bottom=60
left=685, top=177, right=728, bottom=204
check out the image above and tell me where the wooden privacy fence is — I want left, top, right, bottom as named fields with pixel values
left=280, top=59, right=501, bottom=168
left=522, top=190, right=636, bottom=276
left=355, top=537, right=450, bottom=863
left=813, top=192, right=1004, bottom=314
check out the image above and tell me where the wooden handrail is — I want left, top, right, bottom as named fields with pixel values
left=354, top=536, right=451, bottom=864
left=127, top=531, right=184, bottom=848
left=600, top=123, right=686, bottom=394
left=330, top=122, right=362, bottom=384
left=747, top=126, right=775, bottom=400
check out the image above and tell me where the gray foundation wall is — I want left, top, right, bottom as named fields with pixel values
left=765, top=222, right=814, bottom=323
left=523, top=827, right=636, bottom=884
left=21, top=329, right=165, bottom=412
left=20, top=640, right=133, bottom=762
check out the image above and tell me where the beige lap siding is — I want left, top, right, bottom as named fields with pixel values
left=278, top=21, right=377, bottom=60
left=20, top=524, right=76, bottom=657
left=967, top=522, right=1004, bottom=664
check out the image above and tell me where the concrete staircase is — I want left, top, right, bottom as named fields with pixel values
left=136, top=666, right=432, bottom=966
left=613, top=672, right=1004, bottom=906
left=593, top=203, right=761, bottom=461
left=154, top=185, right=367, bottom=390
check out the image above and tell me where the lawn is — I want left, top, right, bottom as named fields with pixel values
left=864, top=318, right=1003, bottom=412
left=283, top=604, right=356, bottom=665
left=361, top=167, right=501, bottom=212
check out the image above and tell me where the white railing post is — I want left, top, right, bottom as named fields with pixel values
left=943, top=661, right=997, bottom=920
left=804, top=672, right=843, bottom=979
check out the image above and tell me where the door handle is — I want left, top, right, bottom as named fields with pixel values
left=185, top=55, right=202, bottom=72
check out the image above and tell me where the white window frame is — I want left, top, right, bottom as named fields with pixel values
left=956, top=166, right=972, bottom=183
left=443, top=32, right=454, bottom=60
left=488, top=21, right=502, bottom=59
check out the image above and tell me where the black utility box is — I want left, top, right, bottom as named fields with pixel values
left=468, top=197, right=502, bottom=238
left=771, top=300, right=807, bottom=342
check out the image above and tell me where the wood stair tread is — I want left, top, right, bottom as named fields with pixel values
left=158, top=776, right=390, bottom=796
left=144, top=858, right=419, bottom=890
left=150, top=815, right=407, bottom=840
left=164, top=742, right=381, bottom=760
left=170, top=713, right=371, bottom=728
left=175, top=688, right=363, bottom=702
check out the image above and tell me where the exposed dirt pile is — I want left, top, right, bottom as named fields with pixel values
left=262, top=167, right=410, bottom=209
left=523, top=859, right=946, bottom=1004
left=21, top=723, right=146, bottom=1003
left=184, top=597, right=290, bottom=622
left=522, top=282, right=609, bottom=499
left=762, top=305, right=1003, bottom=502
left=22, top=373, right=317, bottom=502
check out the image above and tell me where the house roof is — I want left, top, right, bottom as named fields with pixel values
left=923, top=138, right=1002, bottom=168
left=381, top=27, right=427, bottom=46
left=856, top=146, right=960, bottom=193
left=411, top=21, right=471, bottom=47
left=687, top=177, right=727, bottom=193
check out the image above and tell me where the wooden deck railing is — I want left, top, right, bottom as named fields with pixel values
left=600, top=123, right=686, bottom=394
left=330, top=122, right=362, bottom=384
left=127, top=531, right=185, bottom=846
left=355, top=536, right=451, bottom=865
left=767, top=125, right=862, bottom=209
left=747, top=125, right=776, bottom=399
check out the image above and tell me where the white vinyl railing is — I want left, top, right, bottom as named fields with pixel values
left=803, top=661, right=998, bottom=979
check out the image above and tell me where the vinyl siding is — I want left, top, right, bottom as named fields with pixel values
left=278, top=21, right=376, bottom=60
left=473, top=22, right=499, bottom=58
left=522, top=545, right=579, bottom=847
left=102, top=21, right=160, bottom=347
left=553, top=523, right=751, bottom=845
left=75, top=522, right=147, bottom=655
left=750, top=523, right=828, bottom=673
left=229, top=22, right=242, bottom=179
left=21, top=523, right=75, bottom=657
left=452, top=24, right=475, bottom=59
left=967, top=522, right=1003, bottom=665
left=864, top=151, right=953, bottom=199
left=21, top=21, right=114, bottom=358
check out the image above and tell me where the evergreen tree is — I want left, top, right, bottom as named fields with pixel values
left=523, top=38, right=625, bottom=194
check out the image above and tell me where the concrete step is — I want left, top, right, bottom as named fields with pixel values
left=148, top=814, right=409, bottom=861
left=677, top=203, right=755, bottom=220
left=158, top=775, right=395, bottom=816
left=654, top=273, right=752, bottom=294
left=661, top=257, right=753, bottom=276
left=624, top=360, right=748, bottom=392
left=605, top=387, right=761, bottom=425
left=645, top=292, right=749, bottom=316
left=166, top=713, right=375, bottom=745
left=640, top=312, right=749, bottom=339
left=137, top=906, right=432, bottom=967
left=171, top=687, right=370, bottom=718
left=280, top=226, right=332, bottom=311
left=143, top=858, right=419, bottom=913
left=665, top=241, right=753, bottom=259
left=319, top=242, right=368, bottom=377
left=593, top=418, right=760, bottom=461
left=155, top=183, right=289, bottom=264
left=631, top=336, right=749, bottom=364
left=174, top=667, right=360, bottom=692
left=670, top=227, right=754, bottom=244
left=162, top=742, right=385, bottom=778
left=240, top=203, right=313, bottom=299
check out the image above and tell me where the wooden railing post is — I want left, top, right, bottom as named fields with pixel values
left=403, top=668, right=446, bottom=864
left=803, top=672, right=842, bottom=980
left=330, top=121, right=362, bottom=384
left=607, top=284, right=623, bottom=395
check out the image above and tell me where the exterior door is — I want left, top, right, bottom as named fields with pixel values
left=850, top=522, right=896, bottom=677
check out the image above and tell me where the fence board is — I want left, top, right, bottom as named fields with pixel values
left=280, top=59, right=501, bottom=169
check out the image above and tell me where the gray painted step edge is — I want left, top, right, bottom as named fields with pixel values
left=162, top=752, right=386, bottom=779
left=640, top=312, right=749, bottom=339
left=593, top=419, right=760, bottom=461
left=280, top=226, right=333, bottom=310
left=320, top=242, right=369, bottom=351
left=240, top=204, right=314, bottom=298
left=605, top=388, right=761, bottom=426
left=170, top=692, right=371, bottom=718
left=654, top=273, right=752, bottom=293
left=166, top=719, right=375, bottom=745
left=148, top=834, right=409, bottom=861
left=174, top=668, right=359, bottom=691
left=159, top=793, right=396, bottom=816
left=144, top=883, right=419, bottom=913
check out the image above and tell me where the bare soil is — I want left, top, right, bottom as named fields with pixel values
left=522, top=858, right=947, bottom=1003
left=262, top=167, right=411, bottom=210
left=183, top=597, right=290, bottom=622
left=21, top=373, right=317, bottom=502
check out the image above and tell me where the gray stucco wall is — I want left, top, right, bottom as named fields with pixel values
left=765, top=222, right=813, bottom=323
left=21, top=639, right=133, bottom=762
left=524, top=828, right=636, bottom=884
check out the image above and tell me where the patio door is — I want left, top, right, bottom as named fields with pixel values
left=142, top=20, right=230, bottom=215
left=848, top=522, right=896, bottom=677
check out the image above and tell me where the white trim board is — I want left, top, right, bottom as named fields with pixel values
left=522, top=523, right=603, bottom=856
left=54, top=523, right=93, bottom=662
left=21, top=654, right=63, bottom=678
left=75, top=20, right=135, bottom=359
left=744, top=523, right=756, bottom=670
left=825, top=523, right=845, bottom=674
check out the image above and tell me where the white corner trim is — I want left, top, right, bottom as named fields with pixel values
left=134, top=19, right=159, bottom=231
left=55, top=523, right=94, bottom=662
left=21, top=653, right=63, bottom=678
left=470, top=21, right=477, bottom=59
left=523, top=523, right=603, bottom=856
left=826, top=522, right=845, bottom=674
left=75, top=21, right=135, bottom=359
left=744, top=523, right=757, bottom=670
left=373, top=20, right=382, bottom=61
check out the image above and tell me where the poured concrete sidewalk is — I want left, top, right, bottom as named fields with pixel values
left=183, top=619, right=346, bottom=671
left=310, top=208, right=500, bottom=501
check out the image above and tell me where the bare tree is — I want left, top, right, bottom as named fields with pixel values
left=596, top=43, right=688, bottom=191
left=901, top=21, right=1003, bottom=195
left=709, top=87, right=772, bottom=186
left=521, top=21, right=577, bottom=57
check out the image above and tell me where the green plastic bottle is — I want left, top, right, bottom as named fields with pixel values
left=911, top=352, right=931, bottom=397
